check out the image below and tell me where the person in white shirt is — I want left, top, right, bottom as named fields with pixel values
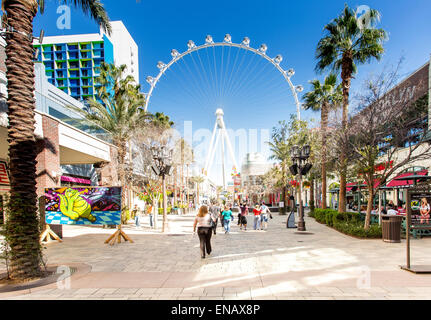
left=193, top=205, right=216, bottom=259
left=386, top=204, right=398, bottom=215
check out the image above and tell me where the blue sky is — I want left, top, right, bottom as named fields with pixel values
left=32, top=0, right=431, bottom=185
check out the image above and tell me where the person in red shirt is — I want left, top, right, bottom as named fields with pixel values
left=253, top=204, right=262, bottom=230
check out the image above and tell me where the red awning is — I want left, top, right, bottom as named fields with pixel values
left=61, top=175, right=91, bottom=185
left=386, top=170, right=428, bottom=188
left=346, top=182, right=356, bottom=192
left=346, top=180, right=380, bottom=192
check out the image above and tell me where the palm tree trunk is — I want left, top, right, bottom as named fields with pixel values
left=310, top=179, right=315, bottom=211
left=116, top=140, right=127, bottom=223
left=4, top=0, right=42, bottom=280
left=365, top=184, right=374, bottom=230
left=321, top=102, right=329, bottom=209
left=339, top=57, right=352, bottom=213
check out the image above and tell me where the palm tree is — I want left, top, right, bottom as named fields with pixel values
left=69, top=62, right=149, bottom=222
left=2, top=0, right=110, bottom=280
left=303, top=74, right=342, bottom=209
left=315, top=4, right=386, bottom=212
left=268, top=121, right=290, bottom=213
left=192, top=175, right=205, bottom=206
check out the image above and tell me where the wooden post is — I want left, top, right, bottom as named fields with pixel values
left=406, top=190, right=411, bottom=269
left=104, top=224, right=134, bottom=246
left=40, top=224, right=62, bottom=243
left=378, top=190, right=382, bottom=226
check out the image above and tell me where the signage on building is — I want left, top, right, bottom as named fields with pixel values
left=377, top=63, right=428, bottom=111
left=0, top=161, right=10, bottom=185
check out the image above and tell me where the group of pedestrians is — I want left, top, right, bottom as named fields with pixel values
left=252, top=203, right=271, bottom=231
left=193, top=201, right=272, bottom=259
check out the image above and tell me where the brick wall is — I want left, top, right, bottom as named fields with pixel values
left=35, top=115, right=62, bottom=237
left=36, top=115, right=61, bottom=195
left=99, top=145, right=119, bottom=186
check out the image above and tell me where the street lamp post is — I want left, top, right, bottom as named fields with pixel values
left=150, top=145, right=173, bottom=233
left=289, top=144, right=312, bottom=231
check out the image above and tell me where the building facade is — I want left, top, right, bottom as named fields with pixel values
left=33, top=21, right=139, bottom=103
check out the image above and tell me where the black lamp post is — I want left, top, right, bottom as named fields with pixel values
left=289, top=144, right=312, bottom=231
left=150, top=145, right=173, bottom=233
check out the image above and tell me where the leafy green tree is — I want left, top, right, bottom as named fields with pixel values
left=2, top=0, right=110, bottom=280
left=303, top=74, right=342, bottom=209
left=268, top=120, right=290, bottom=212
left=315, top=4, right=387, bottom=212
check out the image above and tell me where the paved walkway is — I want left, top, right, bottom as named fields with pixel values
left=1, top=211, right=431, bottom=300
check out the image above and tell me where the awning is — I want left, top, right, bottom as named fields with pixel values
left=386, top=170, right=428, bottom=188
left=61, top=175, right=91, bottom=185
left=346, top=182, right=357, bottom=192
left=346, top=180, right=379, bottom=192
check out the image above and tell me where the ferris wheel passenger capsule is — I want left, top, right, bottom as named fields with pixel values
left=273, top=55, right=283, bottom=64
left=171, top=49, right=180, bottom=58
left=205, top=35, right=214, bottom=44
left=187, top=40, right=196, bottom=50
left=287, top=69, right=295, bottom=77
left=157, top=61, right=166, bottom=70
left=258, top=44, right=267, bottom=54
left=241, top=37, right=250, bottom=47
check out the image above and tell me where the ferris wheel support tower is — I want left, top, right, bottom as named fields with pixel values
left=204, top=109, right=239, bottom=190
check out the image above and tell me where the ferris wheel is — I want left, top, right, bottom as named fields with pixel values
left=144, top=34, right=304, bottom=119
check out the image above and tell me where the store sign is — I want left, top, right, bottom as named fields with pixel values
left=409, top=185, right=431, bottom=226
left=45, top=187, right=122, bottom=225
left=0, top=161, right=10, bottom=185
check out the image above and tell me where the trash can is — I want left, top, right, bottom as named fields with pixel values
left=381, top=215, right=403, bottom=243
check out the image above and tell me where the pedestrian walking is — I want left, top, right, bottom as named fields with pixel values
left=193, top=205, right=215, bottom=259
left=147, top=203, right=154, bottom=228
left=253, top=204, right=262, bottom=230
left=209, top=201, right=220, bottom=235
left=260, top=202, right=270, bottom=231
left=221, top=205, right=233, bottom=234
left=132, top=204, right=142, bottom=229
left=239, top=203, right=248, bottom=231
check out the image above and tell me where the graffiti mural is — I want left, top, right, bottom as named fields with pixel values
left=45, top=187, right=122, bottom=225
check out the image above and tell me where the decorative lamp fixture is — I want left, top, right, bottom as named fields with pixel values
left=273, top=54, right=283, bottom=64
left=242, top=37, right=250, bottom=46
left=302, top=144, right=311, bottom=158
left=258, top=44, right=268, bottom=54
left=296, top=85, right=304, bottom=92
left=150, top=146, right=158, bottom=159
left=205, top=35, right=214, bottom=44
left=291, top=145, right=300, bottom=158
left=187, top=40, right=196, bottom=50
left=171, top=49, right=180, bottom=58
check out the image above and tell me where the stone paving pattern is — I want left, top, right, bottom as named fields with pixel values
left=1, top=211, right=431, bottom=300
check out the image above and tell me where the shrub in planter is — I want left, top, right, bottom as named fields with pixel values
left=333, top=221, right=382, bottom=238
